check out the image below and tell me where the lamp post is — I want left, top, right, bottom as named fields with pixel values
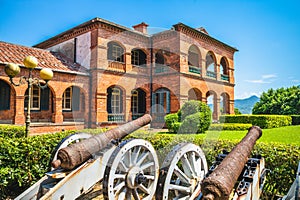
left=4, top=56, right=53, bottom=137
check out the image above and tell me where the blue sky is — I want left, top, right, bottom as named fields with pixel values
left=1, top=0, right=300, bottom=99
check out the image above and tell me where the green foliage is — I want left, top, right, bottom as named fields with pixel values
left=179, top=112, right=211, bottom=134
left=0, top=131, right=72, bottom=199
left=234, top=108, right=242, bottom=115
left=209, top=123, right=252, bottom=131
left=219, top=115, right=292, bottom=129
left=253, top=86, right=300, bottom=115
left=181, top=100, right=211, bottom=121
left=0, top=125, right=26, bottom=138
left=129, top=132, right=299, bottom=199
left=291, top=115, right=300, bottom=125
left=165, top=100, right=212, bottom=133
left=164, top=113, right=179, bottom=133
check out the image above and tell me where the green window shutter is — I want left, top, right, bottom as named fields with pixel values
left=72, top=87, right=80, bottom=111
left=166, top=90, right=170, bottom=113
left=151, top=93, right=156, bottom=113
left=40, top=87, right=50, bottom=110
left=107, top=88, right=112, bottom=113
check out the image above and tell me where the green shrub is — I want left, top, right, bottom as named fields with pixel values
left=209, top=123, right=252, bottom=131
left=164, top=113, right=179, bottom=133
left=181, top=100, right=211, bottom=121
left=0, top=131, right=72, bottom=199
left=0, top=125, right=26, bottom=138
left=291, top=115, right=300, bottom=125
left=179, top=112, right=211, bottom=134
left=219, top=115, right=292, bottom=129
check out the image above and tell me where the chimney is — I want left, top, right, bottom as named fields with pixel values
left=132, top=22, right=149, bottom=34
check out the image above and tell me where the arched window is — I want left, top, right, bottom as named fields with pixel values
left=131, top=49, right=146, bottom=66
left=220, top=57, right=229, bottom=81
left=0, top=80, right=10, bottom=110
left=206, top=52, right=216, bottom=78
left=24, top=85, right=50, bottom=111
left=107, top=42, right=124, bottom=62
left=188, top=45, right=201, bottom=74
left=155, top=52, right=165, bottom=65
left=152, top=88, right=170, bottom=114
left=107, top=86, right=124, bottom=121
left=62, top=86, right=80, bottom=111
left=131, top=89, right=146, bottom=119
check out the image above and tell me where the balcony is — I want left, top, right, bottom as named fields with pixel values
left=221, top=74, right=229, bottom=81
left=189, top=66, right=201, bottom=75
left=206, top=71, right=217, bottom=79
left=132, top=113, right=144, bottom=120
left=108, top=61, right=126, bottom=73
left=155, top=65, right=169, bottom=73
left=108, top=113, right=125, bottom=122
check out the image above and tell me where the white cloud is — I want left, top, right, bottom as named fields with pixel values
left=244, top=74, right=277, bottom=84
left=262, top=74, right=277, bottom=79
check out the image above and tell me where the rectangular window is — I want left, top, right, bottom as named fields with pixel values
left=111, top=88, right=120, bottom=113
left=112, top=45, right=123, bottom=62
left=63, top=87, right=72, bottom=111
left=24, top=86, right=40, bottom=110
left=131, top=91, right=138, bottom=113
left=132, top=51, right=139, bottom=66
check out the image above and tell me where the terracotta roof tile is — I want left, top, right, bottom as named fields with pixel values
left=0, top=41, right=88, bottom=74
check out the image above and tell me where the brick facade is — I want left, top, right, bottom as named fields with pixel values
left=0, top=17, right=237, bottom=134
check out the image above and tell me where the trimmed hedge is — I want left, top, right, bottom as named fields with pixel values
left=0, top=131, right=72, bottom=199
left=209, top=123, right=252, bottom=131
left=1, top=130, right=298, bottom=199
left=291, top=115, right=300, bottom=125
left=179, top=112, right=211, bottom=134
left=0, top=125, right=26, bottom=138
left=219, top=115, right=292, bottom=129
left=128, top=133, right=299, bottom=199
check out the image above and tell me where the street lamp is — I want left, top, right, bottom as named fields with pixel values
left=4, top=56, right=53, bottom=137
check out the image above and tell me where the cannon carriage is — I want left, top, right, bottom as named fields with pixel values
left=16, top=114, right=273, bottom=200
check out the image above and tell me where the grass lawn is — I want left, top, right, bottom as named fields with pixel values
left=151, top=125, right=300, bottom=145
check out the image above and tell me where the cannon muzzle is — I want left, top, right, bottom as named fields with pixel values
left=201, top=126, right=262, bottom=200
left=52, top=114, right=152, bottom=170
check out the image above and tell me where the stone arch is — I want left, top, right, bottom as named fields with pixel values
left=206, top=90, right=218, bottom=121
left=206, top=51, right=217, bottom=79
left=220, top=92, right=230, bottom=115
left=220, top=56, right=229, bottom=81
left=188, top=45, right=201, bottom=68
left=188, top=88, right=202, bottom=101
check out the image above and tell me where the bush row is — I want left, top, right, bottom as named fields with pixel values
left=209, top=123, right=252, bottom=131
left=0, top=125, right=25, bottom=138
left=219, top=115, right=292, bottom=129
left=128, top=133, right=299, bottom=199
left=291, top=115, right=300, bottom=125
left=0, top=131, right=72, bottom=199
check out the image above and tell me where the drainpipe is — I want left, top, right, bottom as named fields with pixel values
left=150, top=37, right=153, bottom=116
left=88, top=69, right=92, bottom=128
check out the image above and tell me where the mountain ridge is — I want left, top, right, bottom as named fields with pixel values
left=234, top=95, right=259, bottom=114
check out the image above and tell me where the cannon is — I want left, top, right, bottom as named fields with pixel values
left=16, top=116, right=267, bottom=200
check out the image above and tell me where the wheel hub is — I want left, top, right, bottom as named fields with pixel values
left=126, top=166, right=145, bottom=189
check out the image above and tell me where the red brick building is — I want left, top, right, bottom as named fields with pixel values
left=0, top=18, right=237, bottom=134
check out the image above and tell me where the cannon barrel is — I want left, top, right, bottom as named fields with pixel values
left=52, top=114, right=152, bottom=170
left=201, top=126, right=262, bottom=200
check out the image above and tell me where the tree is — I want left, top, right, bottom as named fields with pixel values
left=252, top=86, right=300, bottom=115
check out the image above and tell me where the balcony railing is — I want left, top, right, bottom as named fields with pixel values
left=189, top=65, right=201, bottom=74
left=221, top=74, right=229, bottom=81
left=132, top=113, right=144, bottom=120
left=108, top=61, right=126, bottom=73
left=206, top=71, right=217, bottom=79
left=108, top=113, right=125, bottom=122
left=155, top=65, right=169, bottom=73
